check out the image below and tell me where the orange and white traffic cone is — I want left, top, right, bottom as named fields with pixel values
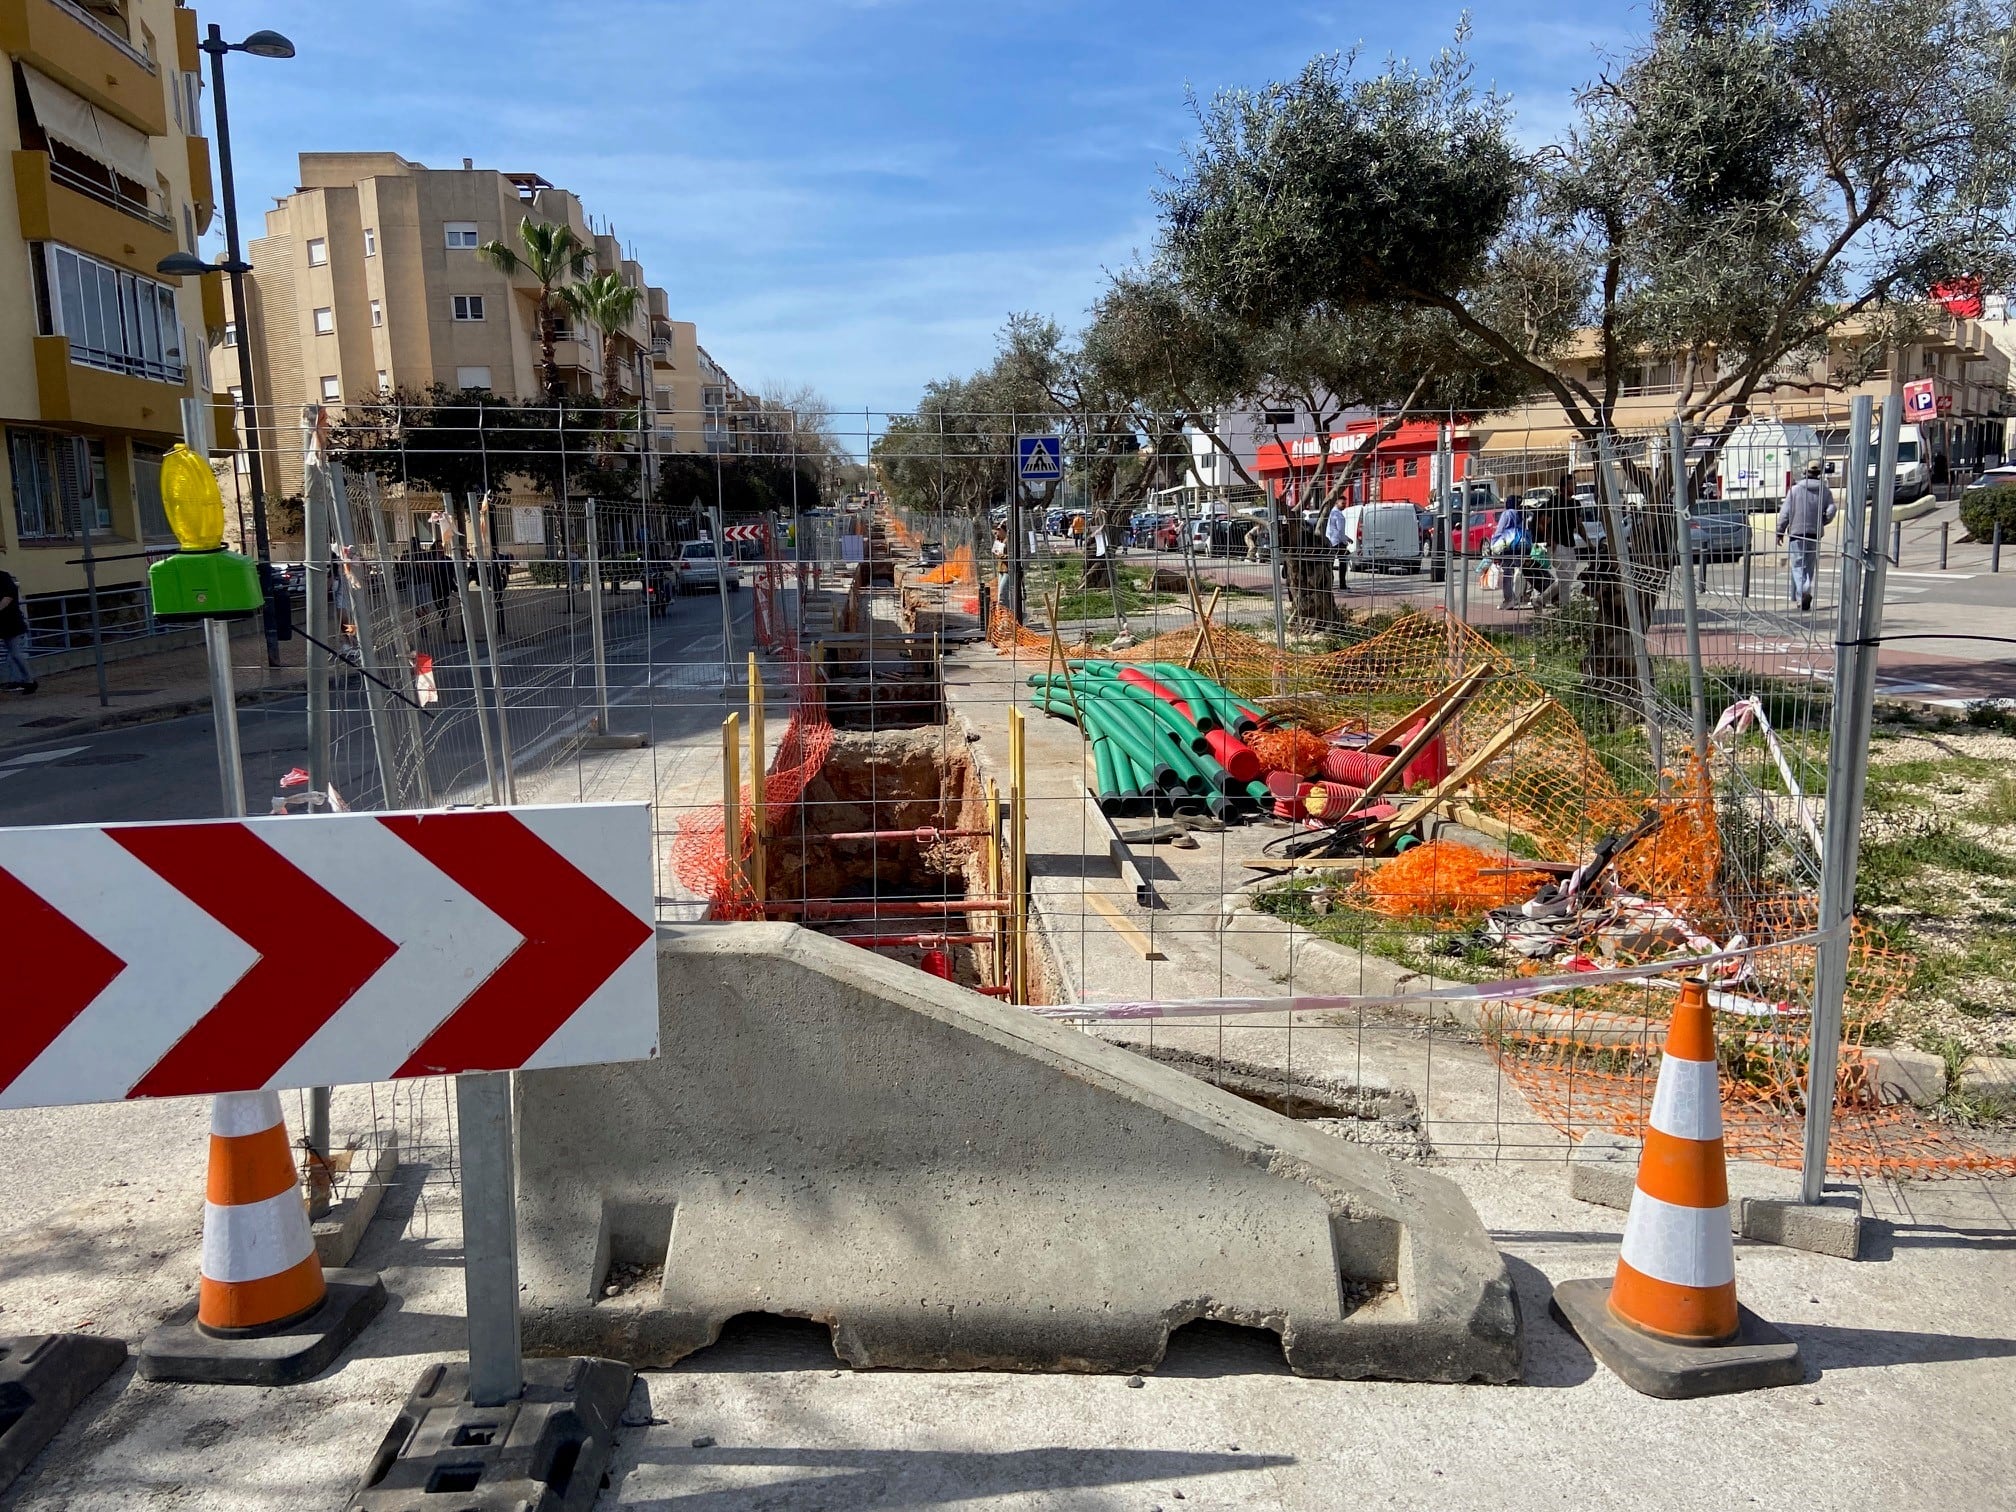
left=198, top=1091, right=328, bottom=1333
left=138, top=1092, right=385, bottom=1386
left=1550, top=980, right=1805, bottom=1398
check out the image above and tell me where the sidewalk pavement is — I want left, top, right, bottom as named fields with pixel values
left=0, top=625, right=307, bottom=751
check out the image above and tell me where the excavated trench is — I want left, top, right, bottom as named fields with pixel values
left=756, top=723, right=1009, bottom=993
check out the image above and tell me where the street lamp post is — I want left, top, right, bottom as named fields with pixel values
left=160, top=26, right=294, bottom=667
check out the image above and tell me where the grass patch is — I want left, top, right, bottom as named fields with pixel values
left=1858, top=813, right=2016, bottom=910
left=1253, top=878, right=1499, bottom=981
left=1969, top=776, right=2016, bottom=826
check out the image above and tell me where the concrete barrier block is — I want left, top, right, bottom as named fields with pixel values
left=1569, top=1133, right=1862, bottom=1259
left=1959, top=1054, right=2016, bottom=1112
left=515, top=923, right=1520, bottom=1383
left=1868, top=1045, right=1946, bottom=1106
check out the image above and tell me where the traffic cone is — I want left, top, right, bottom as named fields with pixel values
left=1549, top=980, right=1805, bottom=1398
left=138, top=1093, right=385, bottom=1386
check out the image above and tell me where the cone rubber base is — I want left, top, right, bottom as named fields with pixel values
left=1549, top=1277, right=1804, bottom=1399
left=0, top=1334, right=128, bottom=1494
left=137, top=1270, right=385, bottom=1386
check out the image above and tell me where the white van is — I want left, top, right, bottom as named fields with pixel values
left=1870, top=424, right=1932, bottom=499
left=1338, top=502, right=1422, bottom=572
left=1715, top=420, right=1823, bottom=505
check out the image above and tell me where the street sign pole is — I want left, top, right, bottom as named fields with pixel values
left=710, top=505, right=735, bottom=688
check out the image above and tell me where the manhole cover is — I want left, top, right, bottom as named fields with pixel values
left=21, top=716, right=76, bottom=728
left=56, top=752, right=147, bottom=766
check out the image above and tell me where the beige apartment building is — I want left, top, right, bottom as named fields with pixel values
left=217, top=152, right=726, bottom=518
left=0, top=0, right=230, bottom=647
left=1476, top=314, right=2016, bottom=476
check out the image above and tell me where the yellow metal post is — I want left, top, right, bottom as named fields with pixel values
left=747, top=652, right=767, bottom=903
left=722, top=712, right=742, bottom=899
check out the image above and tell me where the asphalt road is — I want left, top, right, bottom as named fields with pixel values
left=0, top=583, right=756, bottom=827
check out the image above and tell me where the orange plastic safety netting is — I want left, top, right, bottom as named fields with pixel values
left=668, top=651, right=834, bottom=919
left=989, top=602, right=2007, bottom=1177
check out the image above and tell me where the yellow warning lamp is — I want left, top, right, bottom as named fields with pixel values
left=148, top=444, right=263, bottom=619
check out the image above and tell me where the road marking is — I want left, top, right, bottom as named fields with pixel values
left=0, top=746, right=88, bottom=766
left=1086, top=890, right=1166, bottom=961
left=1889, top=571, right=1977, bottom=580
left=1882, top=586, right=1928, bottom=596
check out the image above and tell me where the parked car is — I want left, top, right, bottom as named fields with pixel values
left=1687, top=505, right=1752, bottom=562
left=918, top=540, right=946, bottom=567
left=1963, top=466, right=2016, bottom=497
left=671, top=539, right=742, bottom=593
left=1337, top=503, right=1422, bottom=572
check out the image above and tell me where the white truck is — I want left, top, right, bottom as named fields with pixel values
left=1713, top=420, right=1823, bottom=506
left=1337, top=502, right=1423, bottom=572
left=1869, top=423, right=1932, bottom=499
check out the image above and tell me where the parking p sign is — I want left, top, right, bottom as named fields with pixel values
left=1018, top=435, right=1062, bottom=482
left=1904, top=378, right=1937, bottom=421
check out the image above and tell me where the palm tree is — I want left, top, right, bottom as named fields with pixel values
left=477, top=217, right=591, bottom=400
left=560, top=271, right=646, bottom=414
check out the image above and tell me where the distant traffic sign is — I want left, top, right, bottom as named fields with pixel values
left=1018, top=435, right=1062, bottom=482
left=1, top=804, right=657, bottom=1108
left=1903, top=379, right=1937, bottom=421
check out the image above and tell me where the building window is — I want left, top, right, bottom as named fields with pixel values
left=320, top=375, right=341, bottom=402
left=362, top=227, right=377, bottom=257
left=306, top=237, right=327, bottom=266
left=452, top=295, right=484, bottom=321
left=313, top=306, right=334, bottom=335
left=369, top=299, right=383, bottom=328
left=31, top=243, right=185, bottom=383
left=1381, top=459, right=1397, bottom=478
left=134, top=442, right=174, bottom=540
left=222, top=320, right=238, bottom=347
left=1403, top=457, right=1419, bottom=478
left=228, top=384, right=243, bottom=410
left=654, top=386, right=671, bottom=410
left=444, top=222, right=480, bottom=250
left=456, top=366, right=492, bottom=390
left=7, top=431, right=110, bottom=540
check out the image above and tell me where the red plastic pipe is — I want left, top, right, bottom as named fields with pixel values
left=1115, top=667, right=1208, bottom=728
left=1202, top=727, right=1262, bottom=782
left=829, top=827, right=993, bottom=842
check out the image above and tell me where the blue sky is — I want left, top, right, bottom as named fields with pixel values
left=197, top=1, right=1644, bottom=420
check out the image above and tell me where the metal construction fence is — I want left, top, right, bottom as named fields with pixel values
left=232, top=397, right=2014, bottom=1191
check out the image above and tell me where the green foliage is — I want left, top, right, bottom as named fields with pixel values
left=1959, top=484, right=2016, bottom=544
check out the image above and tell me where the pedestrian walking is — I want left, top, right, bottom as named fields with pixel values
left=489, top=551, right=511, bottom=638
left=1530, top=484, right=1583, bottom=609
left=1777, top=460, right=1835, bottom=612
left=1489, top=502, right=1530, bottom=607
left=0, top=567, right=35, bottom=695
left=1324, top=501, right=1349, bottom=591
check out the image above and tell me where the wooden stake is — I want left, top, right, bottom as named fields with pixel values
left=1183, top=584, right=1223, bottom=671
left=1044, top=588, right=1087, bottom=729
left=747, top=652, right=766, bottom=903
left=1364, top=700, right=1552, bottom=847
left=722, top=711, right=742, bottom=898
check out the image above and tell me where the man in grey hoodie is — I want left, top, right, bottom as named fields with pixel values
left=1777, top=461, right=1835, bottom=611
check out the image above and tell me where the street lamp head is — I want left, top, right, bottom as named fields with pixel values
left=156, top=252, right=253, bottom=277
left=235, top=29, right=296, bottom=58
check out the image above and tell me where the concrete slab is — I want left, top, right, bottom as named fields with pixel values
left=1960, top=1054, right=2016, bottom=1112
left=514, top=923, right=1522, bottom=1383
left=1569, top=1132, right=1864, bottom=1259
left=311, top=1136, right=398, bottom=1269
left=1870, top=1045, right=1948, bottom=1106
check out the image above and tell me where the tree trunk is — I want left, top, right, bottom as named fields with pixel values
left=1279, top=513, right=1347, bottom=628
left=1578, top=502, right=1677, bottom=723
left=1078, top=505, right=1131, bottom=590
left=537, top=292, right=560, bottom=400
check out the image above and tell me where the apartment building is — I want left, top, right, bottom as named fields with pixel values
left=0, top=0, right=229, bottom=647
left=648, top=288, right=703, bottom=456
left=216, top=152, right=673, bottom=504
left=1476, top=315, right=2016, bottom=476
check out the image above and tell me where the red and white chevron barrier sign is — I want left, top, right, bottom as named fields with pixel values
left=721, top=523, right=766, bottom=542
left=3, top=804, right=657, bottom=1110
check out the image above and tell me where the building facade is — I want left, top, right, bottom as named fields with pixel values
left=0, top=0, right=228, bottom=648
left=213, top=152, right=718, bottom=520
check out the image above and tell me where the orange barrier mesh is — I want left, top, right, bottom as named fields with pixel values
left=1357, top=838, right=1539, bottom=918
left=1248, top=727, right=1329, bottom=777
left=917, top=544, right=976, bottom=585
left=989, top=602, right=2008, bottom=1177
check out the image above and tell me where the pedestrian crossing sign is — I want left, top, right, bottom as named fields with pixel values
left=1018, top=435, right=1062, bottom=481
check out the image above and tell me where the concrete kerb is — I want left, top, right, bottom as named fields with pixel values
left=513, top=922, right=1523, bottom=1384
left=0, top=682, right=306, bottom=752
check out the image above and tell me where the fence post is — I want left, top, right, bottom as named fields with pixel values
left=300, top=410, right=334, bottom=1212
left=327, top=463, right=403, bottom=808
left=1594, top=433, right=1665, bottom=779
left=446, top=502, right=503, bottom=806
left=1940, top=520, right=1949, bottom=571
left=1802, top=393, right=1891, bottom=1205
left=1890, top=518, right=1902, bottom=567
left=1740, top=540, right=1752, bottom=598
left=1994, top=520, right=2003, bottom=573
left=467, top=491, right=516, bottom=805
left=585, top=496, right=612, bottom=725
left=1668, top=421, right=1709, bottom=772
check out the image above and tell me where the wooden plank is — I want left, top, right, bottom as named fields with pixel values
left=1366, top=701, right=1552, bottom=845
left=1087, top=890, right=1167, bottom=960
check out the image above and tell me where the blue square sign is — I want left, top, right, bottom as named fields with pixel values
left=1017, top=435, right=1062, bottom=481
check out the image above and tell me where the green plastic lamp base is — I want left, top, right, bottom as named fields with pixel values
left=149, top=549, right=264, bottom=621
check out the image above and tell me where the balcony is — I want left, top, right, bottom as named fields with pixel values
left=186, top=135, right=213, bottom=233
left=13, top=149, right=175, bottom=275
left=0, top=0, right=168, bottom=137
left=33, top=334, right=187, bottom=434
